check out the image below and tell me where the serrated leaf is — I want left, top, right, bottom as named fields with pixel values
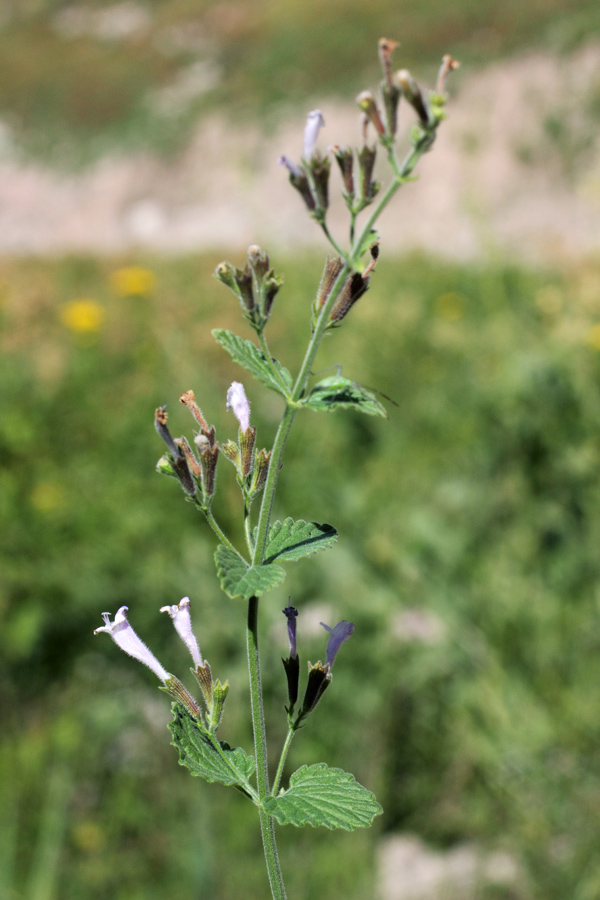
left=212, top=329, right=292, bottom=396
left=169, top=703, right=255, bottom=787
left=261, top=518, right=338, bottom=563
left=215, top=544, right=286, bottom=599
left=303, top=376, right=388, bottom=418
left=264, top=763, right=382, bottom=830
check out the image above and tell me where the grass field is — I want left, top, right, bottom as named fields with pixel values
left=3, top=248, right=600, bottom=898
left=1, top=0, right=600, bottom=164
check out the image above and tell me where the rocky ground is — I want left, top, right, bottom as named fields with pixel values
left=1, top=41, right=599, bottom=261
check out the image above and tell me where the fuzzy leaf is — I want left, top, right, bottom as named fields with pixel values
left=303, top=376, right=387, bottom=418
left=260, top=518, right=338, bottom=563
left=212, top=329, right=292, bottom=396
left=215, top=544, right=286, bottom=599
left=169, top=703, right=255, bottom=787
left=264, top=763, right=382, bottom=830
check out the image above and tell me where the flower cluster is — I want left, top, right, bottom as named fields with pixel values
left=282, top=605, right=354, bottom=726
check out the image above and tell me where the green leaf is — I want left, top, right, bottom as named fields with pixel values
left=212, top=329, right=292, bottom=396
left=262, top=518, right=338, bottom=563
left=264, top=763, right=382, bottom=830
left=169, top=703, right=255, bottom=788
left=215, top=544, right=286, bottom=599
left=303, top=376, right=388, bottom=418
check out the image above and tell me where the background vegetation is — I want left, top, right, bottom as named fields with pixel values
left=2, top=1, right=600, bottom=898
left=1, top=0, right=599, bottom=164
left=3, top=249, right=600, bottom=899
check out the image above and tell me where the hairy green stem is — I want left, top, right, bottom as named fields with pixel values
left=246, top=131, right=436, bottom=900
left=247, top=596, right=287, bottom=900
left=204, top=508, right=246, bottom=561
left=272, top=726, right=297, bottom=797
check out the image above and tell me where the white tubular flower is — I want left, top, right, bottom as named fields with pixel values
left=304, top=109, right=325, bottom=160
left=160, top=596, right=204, bottom=668
left=94, top=607, right=170, bottom=682
left=226, top=381, right=251, bottom=433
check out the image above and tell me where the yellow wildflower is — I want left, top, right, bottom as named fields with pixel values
left=31, top=482, right=64, bottom=512
left=60, top=299, right=104, bottom=333
left=434, top=291, right=465, bottom=321
left=110, top=266, right=156, bottom=297
left=584, top=324, right=600, bottom=351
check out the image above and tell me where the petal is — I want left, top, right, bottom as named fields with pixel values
left=320, top=620, right=355, bottom=667
left=160, top=596, right=203, bottom=668
left=304, top=109, right=325, bottom=160
left=226, top=381, right=251, bottom=433
left=94, top=606, right=170, bottom=682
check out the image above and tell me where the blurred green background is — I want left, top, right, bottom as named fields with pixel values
left=2, top=2, right=600, bottom=900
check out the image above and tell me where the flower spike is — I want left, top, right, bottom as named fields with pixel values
left=160, top=596, right=204, bottom=668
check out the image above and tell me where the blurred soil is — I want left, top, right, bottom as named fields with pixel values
left=1, top=42, right=599, bottom=261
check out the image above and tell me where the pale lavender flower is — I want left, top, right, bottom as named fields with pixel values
left=160, top=596, right=204, bottom=668
left=94, top=607, right=170, bottom=682
left=304, top=109, right=325, bottom=159
left=320, top=620, right=355, bottom=667
left=226, top=381, right=250, bottom=433
left=278, top=155, right=301, bottom=178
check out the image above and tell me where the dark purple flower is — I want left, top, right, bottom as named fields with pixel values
left=283, top=605, right=298, bottom=659
left=320, top=620, right=355, bottom=667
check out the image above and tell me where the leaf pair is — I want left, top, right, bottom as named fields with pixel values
left=213, top=328, right=388, bottom=417
left=170, top=704, right=382, bottom=830
left=215, top=518, right=338, bottom=599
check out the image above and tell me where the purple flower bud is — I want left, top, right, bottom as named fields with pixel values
left=283, top=605, right=298, bottom=659
left=226, top=381, right=251, bottom=433
left=320, top=620, right=355, bottom=667
left=303, top=109, right=325, bottom=160
left=160, top=596, right=203, bottom=668
left=94, top=607, right=170, bottom=682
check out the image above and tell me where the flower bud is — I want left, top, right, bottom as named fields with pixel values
left=356, top=90, right=386, bottom=137
left=328, top=243, right=378, bottom=327
left=378, top=38, right=401, bottom=137
left=209, top=678, right=229, bottom=732
left=247, top=244, right=270, bottom=282
left=313, top=256, right=345, bottom=326
left=263, top=272, right=284, bottom=319
left=251, top=448, right=271, bottom=494
left=197, top=440, right=219, bottom=499
left=307, top=152, right=331, bottom=216
left=378, top=37, right=399, bottom=86
left=278, top=156, right=316, bottom=212
left=156, top=454, right=177, bottom=478
left=220, top=439, right=240, bottom=467
left=240, top=425, right=257, bottom=478
left=298, top=662, right=331, bottom=721
left=179, top=390, right=209, bottom=432
left=436, top=54, right=460, bottom=94
left=215, top=261, right=255, bottom=314
left=330, top=145, right=354, bottom=197
left=176, top=436, right=202, bottom=480
left=395, top=69, right=430, bottom=127
left=154, top=405, right=181, bottom=460
left=357, top=144, right=380, bottom=205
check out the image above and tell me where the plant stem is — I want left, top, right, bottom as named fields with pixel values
left=204, top=508, right=246, bottom=561
left=272, top=725, right=297, bottom=796
left=246, top=132, right=437, bottom=900
left=247, top=596, right=287, bottom=900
